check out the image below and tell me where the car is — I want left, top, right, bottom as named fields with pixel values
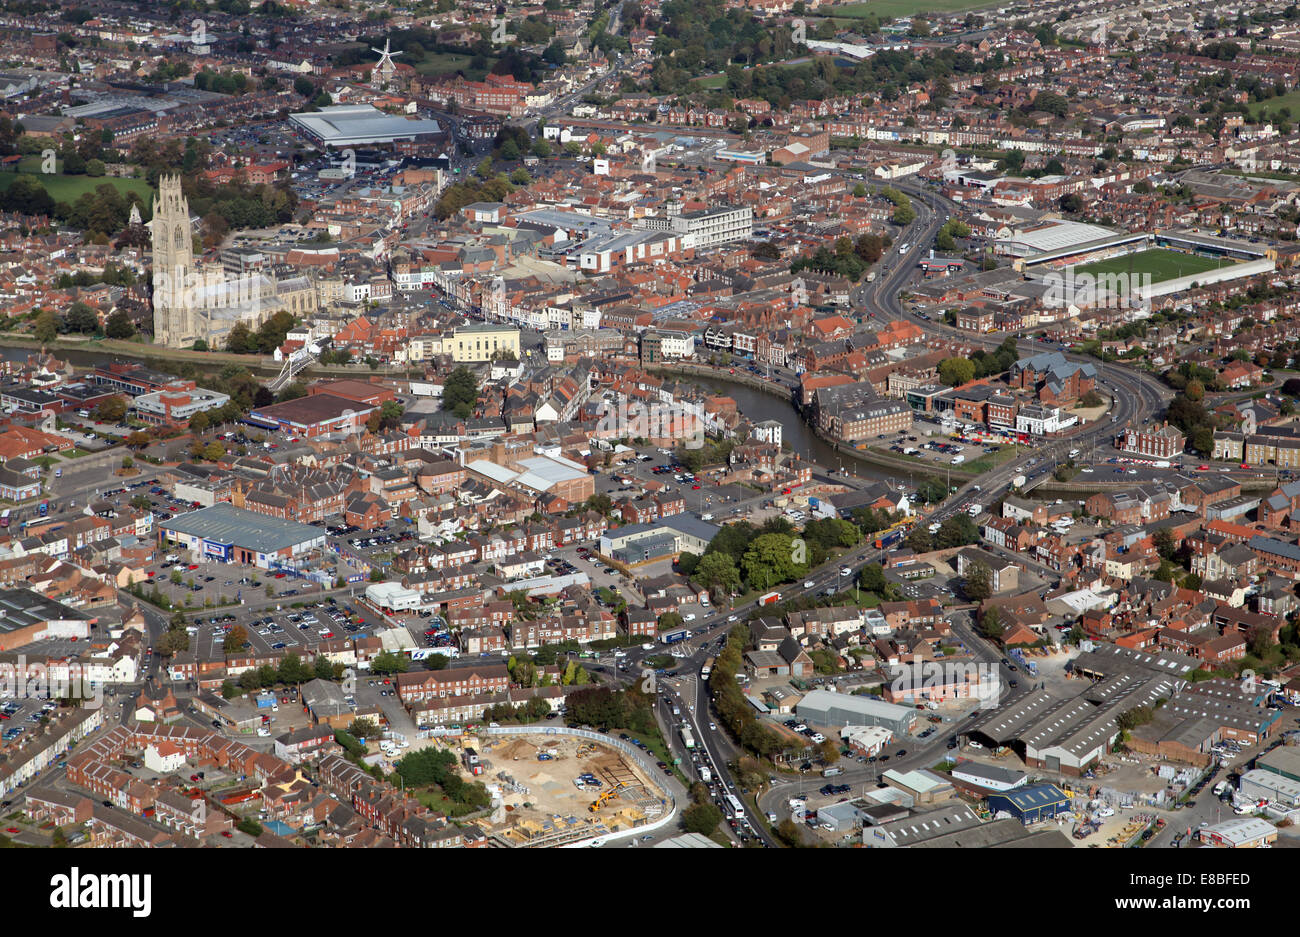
left=4, top=827, right=17, bottom=834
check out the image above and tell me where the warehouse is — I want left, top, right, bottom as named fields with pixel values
left=1197, top=816, right=1277, bottom=848
left=0, top=588, right=92, bottom=652
left=1254, top=745, right=1300, bottom=783
left=795, top=689, right=916, bottom=735
left=950, top=761, right=1028, bottom=793
left=986, top=783, right=1070, bottom=825
left=1238, top=768, right=1300, bottom=808
left=157, top=502, right=326, bottom=568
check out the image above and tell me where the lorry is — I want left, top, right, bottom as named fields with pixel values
left=1011, top=474, right=1027, bottom=489
left=865, top=271, right=877, bottom=282
left=967, top=503, right=982, bottom=517
left=662, top=628, right=689, bottom=644
left=699, top=765, right=712, bottom=782
left=758, top=591, right=782, bottom=606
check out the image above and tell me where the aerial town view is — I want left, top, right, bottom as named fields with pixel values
left=0, top=0, right=1294, bottom=902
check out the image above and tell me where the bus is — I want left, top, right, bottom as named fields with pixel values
left=679, top=725, right=696, bottom=750
left=700, top=657, right=715, bottom=679
left=723, top=792, right=745, bottom=820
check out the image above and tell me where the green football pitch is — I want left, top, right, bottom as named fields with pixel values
left=1071, top=248, right=1229, bottom=284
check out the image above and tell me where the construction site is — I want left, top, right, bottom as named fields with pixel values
left=450, top=733, right=673, bottom=847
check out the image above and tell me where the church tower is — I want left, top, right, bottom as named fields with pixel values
left=151, top=174, right=196, bottom=347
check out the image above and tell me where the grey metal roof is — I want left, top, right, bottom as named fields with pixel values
left=159, top=502, right=324, bottom=554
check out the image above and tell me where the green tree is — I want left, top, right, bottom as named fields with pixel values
left=859, top=563, right=887, bottom=595
left=347, top=718, right=382, bottom=741
left=935, top=515, right=979, bottom=549
left=682, top=801, right=723, bottom=835
left=964, top=561, right=992, bottom=602
left=1152, top=527, right=1176, bottom=560
left=105, top=308, right=135, bottom=338
left=938, top=357, right=976, bottom=387
left=34, top=309, right=58, bottom=344
left=442, top=366, right=479, bottom=419
left=371, top=650, right=409, bottom=675
left=695, top=551, right=741, bottom=595
left=741, top=532, right=805, bottom=591
left=978, top=605, right=1003, bottom=640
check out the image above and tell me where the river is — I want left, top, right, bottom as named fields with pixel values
left=692, top=377, right=900, bottom=486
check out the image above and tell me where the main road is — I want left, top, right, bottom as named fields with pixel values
left=850, top=179, right=1173, bottom=526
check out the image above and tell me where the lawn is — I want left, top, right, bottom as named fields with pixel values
left=1071, top=249, right=1230, bottom=286
left=691, top=73, right=728, bottom=89
left=957, top=443, right=1020, bottom=477
left=825, top=0, right=1002, bottom=17
left=414, top=53, right=484, bottom=78
left=0, top=169, right=153, bottom=204
left=1249, top=88, right=1300, bottom=122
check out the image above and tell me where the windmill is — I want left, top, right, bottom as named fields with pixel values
left=371, top=37, right=401, bottom=86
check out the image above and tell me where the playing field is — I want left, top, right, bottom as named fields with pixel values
left=1072, top=249, right=1228, bottom=284
left=0, top=170, right=153, bottom=203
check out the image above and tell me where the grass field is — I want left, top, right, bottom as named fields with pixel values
left=1072, top=249, right=1229, bottom=285
left=0, top=169, right=153, bottom=203
left=1249, top=88, right=1300, bottom=122
left=826, top=0, right=1002, bottom=18
left=692, top=73, right=728, bottom=89
left=414, top=53, right=485, bottom=78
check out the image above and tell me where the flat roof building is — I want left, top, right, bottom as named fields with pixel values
left=289, top=105, right=442, bottom=147
left=157, top=502, right=326, bottom=568
left=795, top=688, right=916, bottom=735
left=245, top=392, right=378, bottom=438
left=0, top=588, right=92, bottom=652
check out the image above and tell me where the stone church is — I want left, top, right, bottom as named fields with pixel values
left=150, top=174, right=317, bottom=348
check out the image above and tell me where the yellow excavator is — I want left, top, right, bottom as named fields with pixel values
left=588, top=786, right=622, bottom=813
